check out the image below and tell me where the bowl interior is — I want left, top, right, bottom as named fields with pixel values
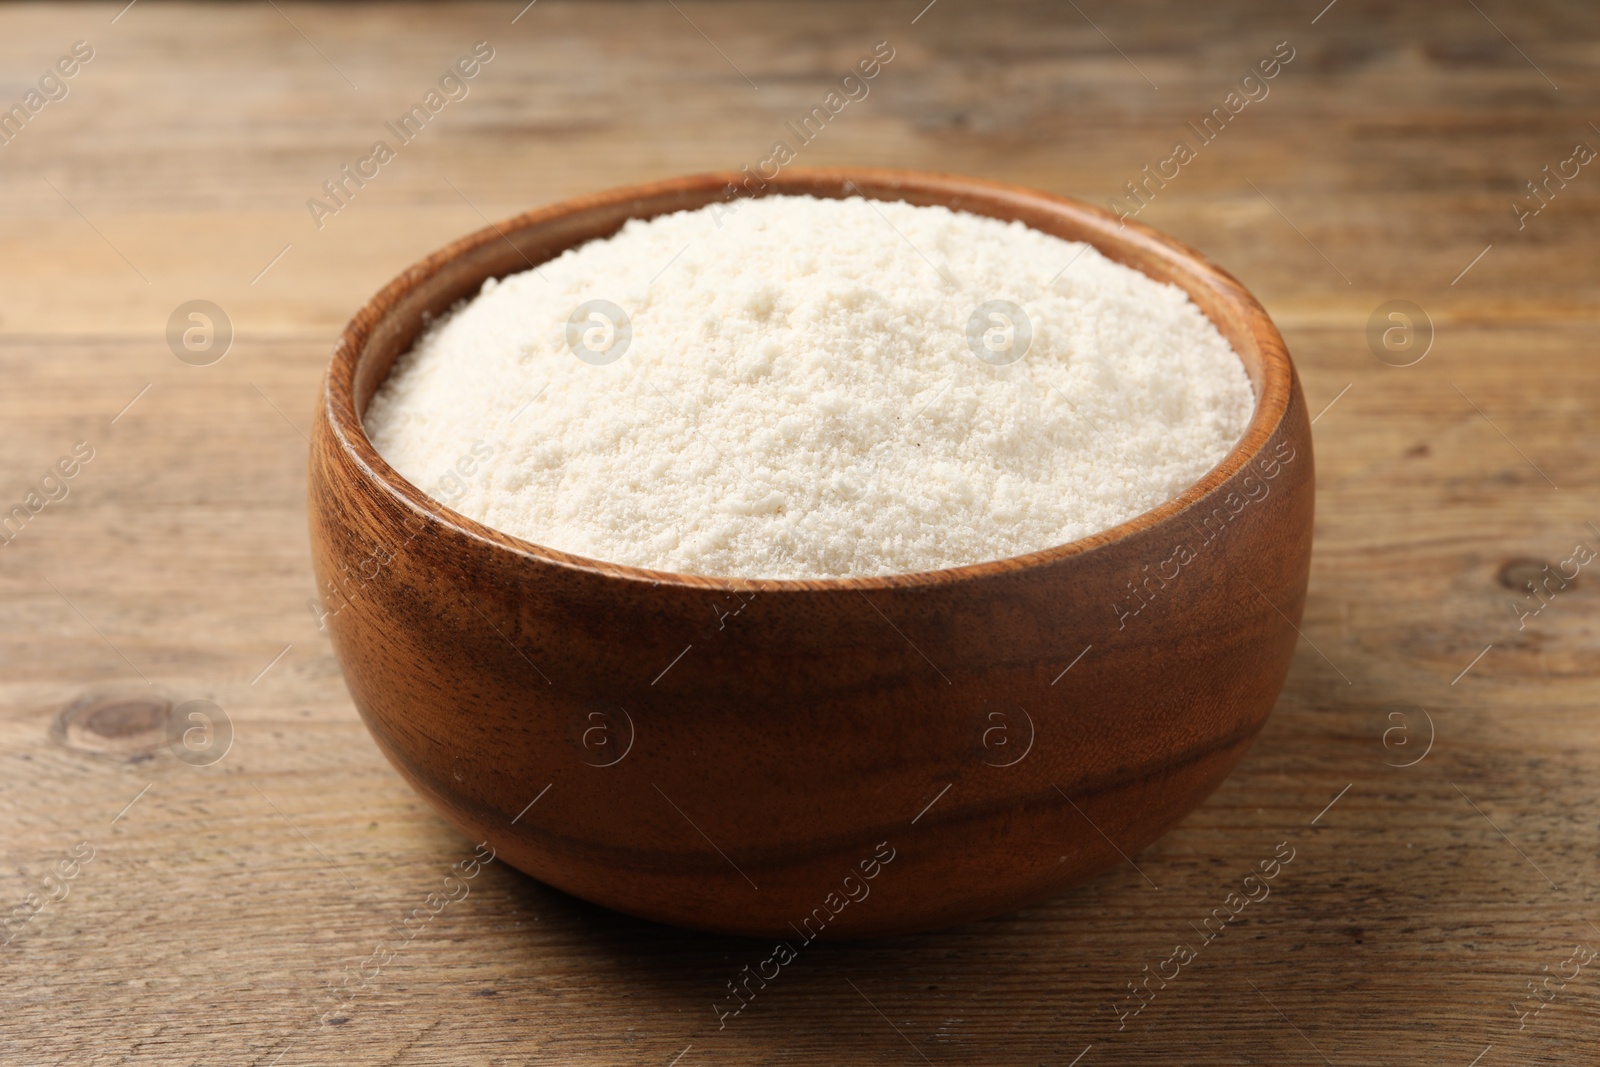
left=331, top=168, right=1290, bottom=588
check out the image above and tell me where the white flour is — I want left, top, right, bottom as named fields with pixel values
left=365, top=195, right=1254, bottom=579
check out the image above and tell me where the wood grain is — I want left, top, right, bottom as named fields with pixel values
left=1, top=0, right=1597, bottom=1063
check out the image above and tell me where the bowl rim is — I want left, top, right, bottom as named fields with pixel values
left=322, top=166, right=1294, bottom=592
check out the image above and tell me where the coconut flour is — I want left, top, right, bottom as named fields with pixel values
left=365, top=195, right=1254, bottom=579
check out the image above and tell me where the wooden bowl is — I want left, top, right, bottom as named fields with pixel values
left=309, top=168, right=1313, bottom=938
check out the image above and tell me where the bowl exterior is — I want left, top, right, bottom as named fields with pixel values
left=308, top=170, right=1314, bottom=938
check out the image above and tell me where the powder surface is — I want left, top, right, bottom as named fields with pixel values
left=365, top=195, right=1254, bottom=579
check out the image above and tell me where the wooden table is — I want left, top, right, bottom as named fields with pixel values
left=2, top=2, right=1596, bottom=1063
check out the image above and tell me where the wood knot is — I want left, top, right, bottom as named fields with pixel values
left=1498, top=557, right=1572, bottom=591
left=52, top=690, right=172, bottom=759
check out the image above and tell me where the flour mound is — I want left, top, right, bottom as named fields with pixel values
left=365, top=195, right=1254, bottom=579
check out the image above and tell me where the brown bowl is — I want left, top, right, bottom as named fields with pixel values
left=308, top=168, right=1313, bottom=939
